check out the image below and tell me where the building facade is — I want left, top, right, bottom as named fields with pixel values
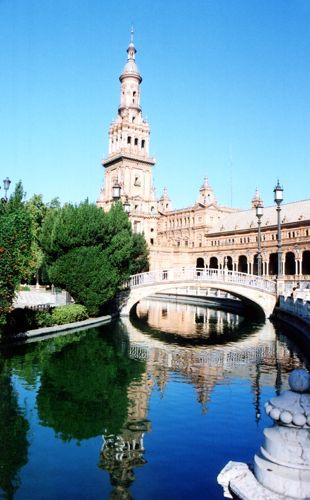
left=97, top=35, right=310, bottom=280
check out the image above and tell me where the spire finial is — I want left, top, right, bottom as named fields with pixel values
left=126, top=26, right=136, bottom=62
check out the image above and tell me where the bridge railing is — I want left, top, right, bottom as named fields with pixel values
left=129, top=268, right=276, bottom=293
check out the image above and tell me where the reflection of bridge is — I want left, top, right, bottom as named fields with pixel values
left=120, top=317, right=290, bottom=371
left=120, top=268, right=277, bottom=318
left=128, top=343, right=281, bottom=369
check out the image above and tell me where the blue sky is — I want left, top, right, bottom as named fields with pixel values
left=1, top=0, right=309, bottom=209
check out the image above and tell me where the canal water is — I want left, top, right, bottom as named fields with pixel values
left=0, top=298, right=309, bottom=499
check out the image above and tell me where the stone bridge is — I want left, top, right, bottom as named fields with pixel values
left=120, top=268, right=277, bottom=318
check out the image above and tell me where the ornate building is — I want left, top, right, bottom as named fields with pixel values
left=97, top=34, right=310, bottom=280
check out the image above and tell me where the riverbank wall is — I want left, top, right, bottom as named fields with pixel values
left=274, top=295, right=310, bottom=344
left=2, top=313, right=118, bottom=344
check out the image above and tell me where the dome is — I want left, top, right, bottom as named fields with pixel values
left=119, top=37, right=142, bottom=82
left=121, top=60, right=140, bottom=76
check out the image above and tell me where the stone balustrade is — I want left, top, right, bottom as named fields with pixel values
left=129, top=268, right=276, bottom=294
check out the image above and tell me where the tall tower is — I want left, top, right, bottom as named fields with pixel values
left=97, top=31, right=157, bottom=239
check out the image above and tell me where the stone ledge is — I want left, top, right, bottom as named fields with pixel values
left=7, top=313, right=118, bottom=343
left=217, top=461, right=290, bottom=500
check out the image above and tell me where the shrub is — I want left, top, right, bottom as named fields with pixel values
left=34, top=310, right=54, bottom=328
left=51, top=304, right=88, bottom=325
left=18, top=285, right=31, bottom=291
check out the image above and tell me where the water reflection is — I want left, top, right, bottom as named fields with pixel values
left=137, top=298, right=243, bottom=339
left=0, top=329, right=145, bottom=498
left=121, top=311, right=304, bottom=419
left=99, top=372, right=152, bottom=499
left=99, top=300, right=308, bottom=497
left=0, top=358, right=29, bottom=499
left=0, top=299, right=308, bottom=499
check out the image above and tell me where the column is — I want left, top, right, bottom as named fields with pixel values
left=281, top=258, right=285, bottom=277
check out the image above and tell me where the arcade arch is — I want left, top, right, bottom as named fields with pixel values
left=196, top=257, right=205, bottom=268
left=285, top=252, right=295, bottom=276
left=238, top=255, right=247, bottom=273
left=302, top=251, right=310, bottom=275
left=209, top=256, right=218, bottom=269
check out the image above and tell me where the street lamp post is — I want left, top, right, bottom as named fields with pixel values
left=256, top=202, right=263, bottom=276
left=1, top=177, right=11, bottom=202
left=274, top=180, right=284, bottom=278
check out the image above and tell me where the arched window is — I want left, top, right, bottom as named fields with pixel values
left=127, top=136, right=131, bottom=144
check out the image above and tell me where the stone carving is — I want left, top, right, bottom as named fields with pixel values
left=218, top=368, right=310, bottom=499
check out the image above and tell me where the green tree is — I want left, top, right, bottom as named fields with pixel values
left=0, top=183, right=32, bottom=324
left=48, top=247, right=119, bottom=316
left=24, top=194, right=62, bottom=286
left=25, top=194, right=47, bottom=285
left=41, top=201, right=149, bottom=315
left=129, top=233, right=149, bottom=275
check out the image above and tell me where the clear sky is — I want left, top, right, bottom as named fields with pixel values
left=1, top=0, right=309, bottom=210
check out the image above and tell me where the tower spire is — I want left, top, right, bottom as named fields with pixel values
left=251, top=187, right=263, bottom=209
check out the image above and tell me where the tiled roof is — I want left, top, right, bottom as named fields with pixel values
left=209, top=199, right=310, bottom=234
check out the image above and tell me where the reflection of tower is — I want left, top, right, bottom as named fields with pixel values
left=99, top=373, right=152, bottom=498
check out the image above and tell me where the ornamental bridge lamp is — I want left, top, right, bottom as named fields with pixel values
left=273, top=181, right=284, bottom=278
left=255, top=202, right=263, bottom=277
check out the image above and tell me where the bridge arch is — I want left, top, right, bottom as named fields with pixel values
left=120, top=268, right=277, bottom=319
